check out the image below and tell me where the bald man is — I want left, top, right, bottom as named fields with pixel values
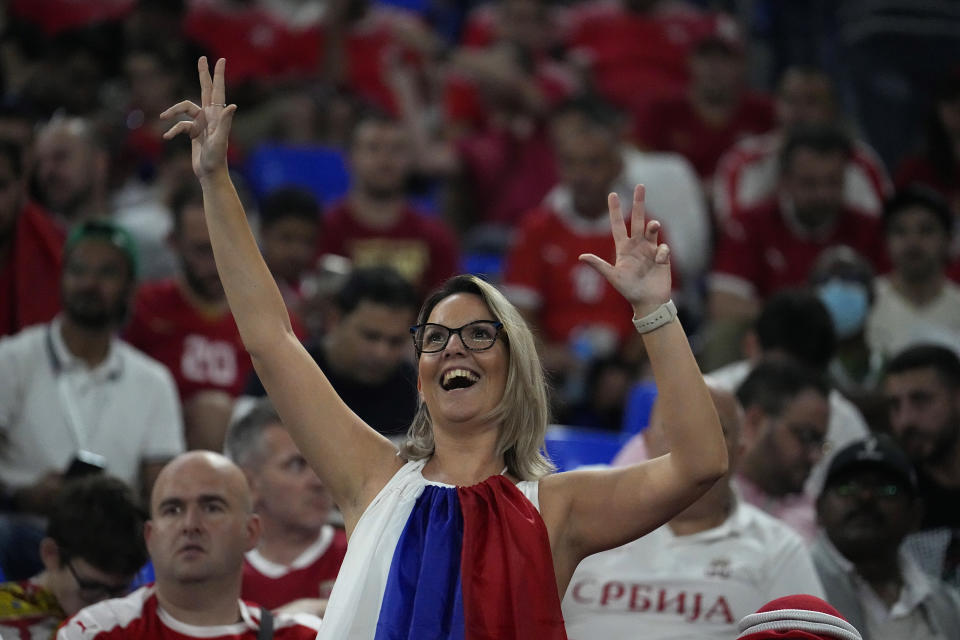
left=562, top=386, right=825, bottom=640
left=33, top=116, right=110, bottom=226
left=58, top=452, right=323, bottom=639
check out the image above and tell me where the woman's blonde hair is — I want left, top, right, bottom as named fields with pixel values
left=399, top=275, right=555, bottom=480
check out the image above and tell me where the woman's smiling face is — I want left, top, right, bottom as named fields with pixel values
left=417, top=293, right=509, bottom=428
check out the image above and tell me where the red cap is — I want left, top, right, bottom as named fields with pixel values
left=737, top=594, right=863, bottom=640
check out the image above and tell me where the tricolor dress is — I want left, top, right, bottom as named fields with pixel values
left=316, top=458, right=568, bottom=640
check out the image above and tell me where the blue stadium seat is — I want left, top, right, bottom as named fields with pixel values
left=544, top=426, right=631, bottom=472
left=129, top=560, right=155, bottom=590
left=377, top=0, right=430, bottom=13
left=244, top=144, right=351, bottom=207
left=622, top=381, right=659, bottom=436
left=462, top=252, right=506, bottom=280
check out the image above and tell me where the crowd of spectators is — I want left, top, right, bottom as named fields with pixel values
left=0, top=0, right=959, bottom=638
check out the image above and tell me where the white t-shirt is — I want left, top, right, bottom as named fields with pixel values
left=866, top=276, right=960, bottom=359
left=0, top=317, right=185, bottom=489
left=562, top=500, right=825, bottom=639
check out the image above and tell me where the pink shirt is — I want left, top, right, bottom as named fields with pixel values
left=612, top=427, right=819, bottom=543
left=733, top=474, right=817, bottom=543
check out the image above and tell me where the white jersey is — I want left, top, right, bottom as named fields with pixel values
left=562, top=501, right=825, bottom=640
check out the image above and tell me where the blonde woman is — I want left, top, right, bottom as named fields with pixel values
left=162, top=57, right=727, bottom=639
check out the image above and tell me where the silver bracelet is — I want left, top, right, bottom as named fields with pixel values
left=632, top=300, right=677, bottom=334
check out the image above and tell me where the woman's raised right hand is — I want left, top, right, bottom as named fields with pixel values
left=160, top=57, right=235, bottom=180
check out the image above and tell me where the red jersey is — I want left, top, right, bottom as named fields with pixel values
left=566, top=3, right=721, bottom=116
left=713, top=132, right=891, bottom=221
left=502, top=203, right=637, bottom=344
left=184, top=3, right=322, bottom=86
left=443, top=4, right=575, bottom=131
left=241, top=525, right=347, bottom=610
left=336, top=7, right=427, bottom=115
left=443, top=60, right=576, bottom=133
left=185, top=2, right=422, bottom=113
left=319, top=201, right=460, bottom=295
left=124, top=280, right=252, bottom=400
left=456, top=125, right=559, bottom=227
left=634, top=92, right=775, bottom=180
left=711, top=200, right=885, bottom=301
left=0, top=201, right=64, bottom=338
left=57, top=586, right=321, bottom=640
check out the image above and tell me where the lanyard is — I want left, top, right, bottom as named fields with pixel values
left=46, top=325, right=89, bottom=450
left=45, top=325, right=123, bottom=451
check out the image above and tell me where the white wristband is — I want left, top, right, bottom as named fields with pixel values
left=632, top=300, right=677, bottom=334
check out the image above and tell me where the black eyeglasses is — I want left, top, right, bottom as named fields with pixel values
left=65, top=558, right=130, bottom=601
left=786, top=424, right=830, bottom=454
left=410, top=321, right=504, bottom=354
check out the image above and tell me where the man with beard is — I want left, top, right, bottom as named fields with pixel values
left=0, top=219, right=184, bottom=576
left=733, top=359, right=831, bottom=541
left=32, top=117, right=110, bottom=227
left=0, top=138, right=65, bottom=338
left=812, top=435, right=960, bottom=639
left=317, top=111, right=459, bottom=297
left=225, top=401, right=347, bottom=614
left=707, top=125, right=886, bottom=366
left=126, top=183, right=256, bottom=451
left=883, top=345, right=960, bottom=586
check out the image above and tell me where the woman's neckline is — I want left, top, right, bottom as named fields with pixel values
left=417, top=460, right=511, bottom=488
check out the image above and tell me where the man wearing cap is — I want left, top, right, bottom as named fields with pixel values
left=811, top=435, right=960, bottom=639
left=737, top=594, right=864, bottom=640
left=0, top=219, right=184, bottom=577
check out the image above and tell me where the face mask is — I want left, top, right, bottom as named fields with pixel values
left=817, top=279, right=870, bottom=340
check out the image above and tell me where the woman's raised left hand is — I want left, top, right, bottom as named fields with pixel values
left=579, top=184, right=672, bottom=317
